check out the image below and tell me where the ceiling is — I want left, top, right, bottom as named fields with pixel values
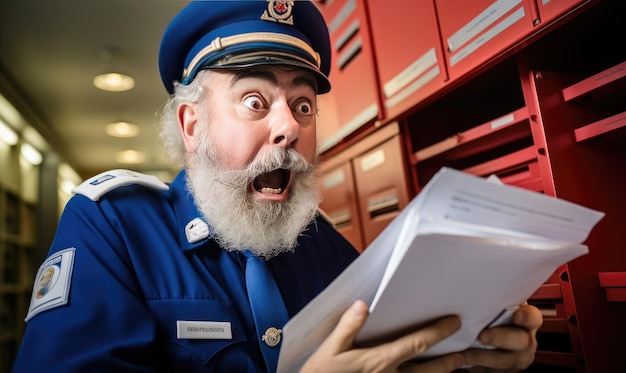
left=0, top=0, right=190, bottom=181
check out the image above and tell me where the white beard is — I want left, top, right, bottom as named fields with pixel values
left=185, top=131, right=321, bottom=259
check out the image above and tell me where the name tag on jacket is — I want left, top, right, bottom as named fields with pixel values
left=177, top=321, right=233, bottom=339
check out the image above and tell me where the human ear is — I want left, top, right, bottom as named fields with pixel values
left=178, top=102, right=198, bottom=153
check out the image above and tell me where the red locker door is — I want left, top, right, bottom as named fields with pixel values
left=365, top=0, right=448, bottom=120
left=534, top=0, right=588, bottom=25
left=353, top=134, right=409, bottom=247
left=436, top=0, right=536, bottom=81
left=319, top=161, right=364, bottom=251
left=315, top=0, right=382, bottom=148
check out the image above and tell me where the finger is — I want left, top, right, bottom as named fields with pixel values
left=477, top=305, right=541, bottom=351
left=377, top=315, right=462, bottom=366
left=477, top=325, right=534, bottom=352
left=512, top=304, right=543, bottom=331
left=464, top=305, right=541, bottom=371
left=316, top=300, right=369, bottom=355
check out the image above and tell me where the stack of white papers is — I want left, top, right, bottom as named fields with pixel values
left=277, top=167, right=604, bottom=372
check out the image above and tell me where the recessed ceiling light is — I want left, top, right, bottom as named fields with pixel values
left=105, top=121, right=140, bottom=138
left=0, top=118, right=18, bottom=145
left=20, top=143, right=42, bottom=165
left=115, top=149, right=145, bottom=164
left=93, top=72, right=135, bottom=92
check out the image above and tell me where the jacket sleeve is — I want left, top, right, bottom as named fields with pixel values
left=12, top=194, right=159, bottom=373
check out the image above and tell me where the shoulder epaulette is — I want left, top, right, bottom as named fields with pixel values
left=72, top=169, right=170, bottom=201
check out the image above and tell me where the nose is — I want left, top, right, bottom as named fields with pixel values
left=270, top=102, right=299, bottom=148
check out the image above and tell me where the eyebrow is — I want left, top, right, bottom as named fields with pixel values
left=293, top=74, right=318, bottom=93
left=230, top=68, right=318, bottom=92
left=231, top=69, right=277, bottom=86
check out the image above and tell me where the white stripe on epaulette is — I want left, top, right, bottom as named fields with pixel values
left=72, top=169, right=170, bottom=201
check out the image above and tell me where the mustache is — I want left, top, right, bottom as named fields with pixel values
left=221, top=148, right=315, bottom=185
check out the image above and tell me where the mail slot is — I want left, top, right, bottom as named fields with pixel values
left=462, top=146, right=544, bottom=192
left=328, top=209, right=352, bottom=229
left=367, top=193, right=400, bottom=219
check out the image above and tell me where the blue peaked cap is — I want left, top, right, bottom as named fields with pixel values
left=159, top=0, right=332, bottom=94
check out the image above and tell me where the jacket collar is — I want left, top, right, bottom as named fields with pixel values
left=170, top=170, right=213, bottom=252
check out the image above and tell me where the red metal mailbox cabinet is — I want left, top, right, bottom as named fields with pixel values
left=365, top=0, right=448, bottom=121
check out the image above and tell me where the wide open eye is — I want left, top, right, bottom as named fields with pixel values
left=242, top=95, right=265, bottom=111
left=294, top=101, right=314, bottom=116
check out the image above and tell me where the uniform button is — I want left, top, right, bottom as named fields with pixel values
left=262, top=327, right=282, bottom=347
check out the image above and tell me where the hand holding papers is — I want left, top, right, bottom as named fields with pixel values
left=277, top=167, right=604, bottom=372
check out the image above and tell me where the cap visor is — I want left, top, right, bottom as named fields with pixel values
left=203, top=55, right=331, bottom=94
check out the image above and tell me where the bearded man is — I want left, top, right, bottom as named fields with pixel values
left=13, top=2, right=541, bottom=372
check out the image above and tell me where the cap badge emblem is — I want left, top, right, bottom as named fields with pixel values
left=261, top=0, right=294, bottom=25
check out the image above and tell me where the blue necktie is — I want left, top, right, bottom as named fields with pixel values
left=243, top=250, right=290, bottom=372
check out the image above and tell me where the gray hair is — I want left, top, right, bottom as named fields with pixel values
left=159, top=70, right=210, bottom=166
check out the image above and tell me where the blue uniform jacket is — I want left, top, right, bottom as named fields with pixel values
left=12, top=170, right=359, bottom=372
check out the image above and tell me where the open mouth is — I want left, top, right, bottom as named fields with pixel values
left=252, top=168, right=290, bottom=195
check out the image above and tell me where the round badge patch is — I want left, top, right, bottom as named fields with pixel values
left=35, top=265, right=60, bottom=298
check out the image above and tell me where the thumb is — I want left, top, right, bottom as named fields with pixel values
left=319, top=300, right=369, bottom=354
